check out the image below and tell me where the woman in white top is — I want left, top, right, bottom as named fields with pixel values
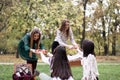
left=67, top=39, right=99, bottom=80
left=39, top=46, right=74, bottom=80
left=81, top=39, right=99, bottom=80
left=51, top=19, right=78, bottom=54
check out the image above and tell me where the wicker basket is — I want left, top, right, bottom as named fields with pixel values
left=14, top=63, right=32, bottom=75
left=13, top=63, right=33, bottom=80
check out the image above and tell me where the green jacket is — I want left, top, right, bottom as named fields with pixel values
left=18, top=33, right=44, bottom=61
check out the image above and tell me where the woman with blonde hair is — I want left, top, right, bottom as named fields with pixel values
left=18, top=27, right=45, bottom=80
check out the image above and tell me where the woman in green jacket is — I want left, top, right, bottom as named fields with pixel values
left=18, top=27, right=44, bottom=80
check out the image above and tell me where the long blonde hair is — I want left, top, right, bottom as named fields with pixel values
left=29, top=27, right=41, bottom=57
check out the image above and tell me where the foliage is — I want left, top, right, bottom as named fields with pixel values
left=0, top=0, right=83, bottom=54
left=0, top=0, right=120, bottom=55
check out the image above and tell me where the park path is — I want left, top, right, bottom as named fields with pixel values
left=0, top=55, right=120, bottom=65
left=0, top=62, right=47, bottom=65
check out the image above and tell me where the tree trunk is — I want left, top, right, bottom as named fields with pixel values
left=81, top=0, right=88, bottom=48
left=112, top=39, right=116, bottom=55
left=102, top=17, right=108, bottom=55
left=112, top=30, right=116, bottom=55
left=112, top=25, right=117, bottom=55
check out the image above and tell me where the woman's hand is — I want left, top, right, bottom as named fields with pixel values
left=67, top=45, right=74, bottom=49
left=35, top=49, right=47, bottom=54
left=30, top=49, right=36, bottom=53
left=41, top=49, right=48, bottom=54
left=67, top=44, right=79, bottom=50
left=73, top=44, right=79, bottom=49
left=35, top=49, right=40, bottom=54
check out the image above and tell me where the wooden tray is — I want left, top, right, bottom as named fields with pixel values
left=69, top=59, right=81, bottom=67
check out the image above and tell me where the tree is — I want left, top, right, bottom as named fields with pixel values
left=80, top=0, right=88, bottom=48
left=99, top=0, right=108, bottom=55
left=109, top=0, right=120, bottom=55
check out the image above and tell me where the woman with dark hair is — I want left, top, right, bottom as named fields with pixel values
left=51, top=19, right=78, bottom=54
left=39, top=46, right=74, bottom=80
left=82, top=39, right=95, bottom=57
left=81, top=39, right=99, bottom=80
left=18, top=27, right=45, bottom=80
left=67, top=39, right=99, bottom=80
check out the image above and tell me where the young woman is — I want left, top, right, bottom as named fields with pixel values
left=81, top=39, right=99, bottom=80
left=51, top=19, right=78, bottom=54
left=18, top=27, right=45, bottom=80
left=39, top=46, right=74, bottom=80
left=67, top=39, right=99, bottom=80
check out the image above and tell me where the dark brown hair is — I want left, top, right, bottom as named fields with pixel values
left=82, top=39, right=95, bottom=57
left=51, top=46, right=73, bottom=79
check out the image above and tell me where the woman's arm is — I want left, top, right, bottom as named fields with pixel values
left=40, top=53, right=51, bottom=65
left=46, top=52, right=53, bottom=57
left=69, top=28, right=77, bottom=46
left=67, top=49, right=83, bottom=61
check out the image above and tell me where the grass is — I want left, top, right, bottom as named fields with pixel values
left=98, top=64, right=120, bottom=80
left=0, top=63, right=120, bottom=80
left=0, top=54, right=120, bottom=80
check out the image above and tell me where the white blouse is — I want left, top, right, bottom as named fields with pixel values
left=54, top=28, right=77, bottom=47
left=40, top=53, right=74, bottom=80
left=81, top=54, right=99, bottom=80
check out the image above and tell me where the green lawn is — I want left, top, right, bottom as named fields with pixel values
left=0, top=62, right=120, bottom=80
